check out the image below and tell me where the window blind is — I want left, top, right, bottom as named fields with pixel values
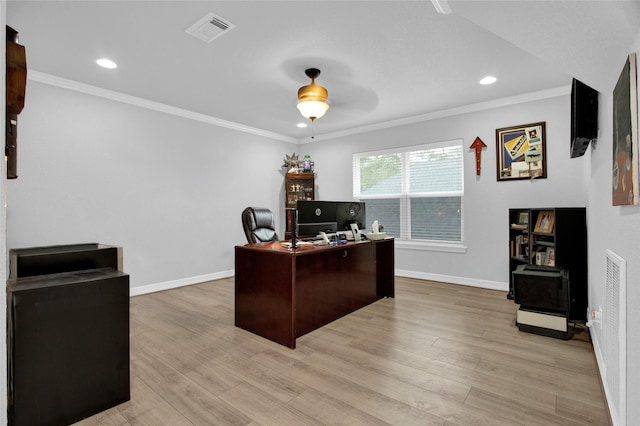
left=353, top=140, right=464, bottom=242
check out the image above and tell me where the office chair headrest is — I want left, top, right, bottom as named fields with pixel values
left=242, top=207, right=278, bottom=244
left=249, top=207, right=275, bottom=229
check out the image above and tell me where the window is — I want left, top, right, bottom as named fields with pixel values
left=353, top=140, right=464, bottom=247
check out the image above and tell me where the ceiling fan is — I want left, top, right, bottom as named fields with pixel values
left=431, top=0, right=452, bottom=14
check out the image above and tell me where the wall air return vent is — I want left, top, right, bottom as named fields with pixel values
left=185, top=12, right=235, bottom=43
left=603, top=249, right=627, bottom=426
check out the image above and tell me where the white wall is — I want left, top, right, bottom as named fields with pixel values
left=304, top=94, right=587, bottom=288
left=586, top=46, right=640, bottom=424
left=7, top=81, right=296, bottom=292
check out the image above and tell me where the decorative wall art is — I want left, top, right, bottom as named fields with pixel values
left=612, top=52, right=639, bottom=206
left=496, top=122, right=547, bottom=181
left=470, top=137, right=487, bottom=176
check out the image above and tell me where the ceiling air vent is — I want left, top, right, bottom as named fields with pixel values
left=185, top=12, right=235, bottom=43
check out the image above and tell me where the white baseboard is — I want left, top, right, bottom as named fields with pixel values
left=130, top=269, right=507, bottom=297
left=395, top=269, right=508, bottom=292
left=129, top=270, right=234, bottom=297
left=590, top=328, right=619, bottom=426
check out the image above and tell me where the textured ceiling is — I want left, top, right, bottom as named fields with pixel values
left=7, top=1, right=640, bottom=142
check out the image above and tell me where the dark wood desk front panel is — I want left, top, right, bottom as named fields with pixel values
left=295, top=243, right=376, bottom=337
left=374, top=238, right=395, bottom=297
left=235, top=239, right=394, bottom=348
left=235, top=248, right=295, bottom=348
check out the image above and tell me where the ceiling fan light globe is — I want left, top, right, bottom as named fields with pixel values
left=297, top=100, right=329, bottom=120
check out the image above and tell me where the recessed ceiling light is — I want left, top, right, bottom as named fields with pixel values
left=480, top=76, right=497, bottom=85
left=297, top=123, right=308, bottom=128
left=96, top=58, right=117, bottom=69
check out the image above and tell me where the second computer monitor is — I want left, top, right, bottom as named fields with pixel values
left=335, top=201, right=366, bottom=231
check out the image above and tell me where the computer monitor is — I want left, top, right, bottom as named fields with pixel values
left=297, top=200, right=336, bottom=224
left=298, top=222, right=337, bottom=237
left=296, top=200, right=338, bottom=237
left=335, top=201, right=366, bottom=231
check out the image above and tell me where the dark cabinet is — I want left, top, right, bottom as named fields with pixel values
left=285, top=172, right=315, bottom=209
left=508, top=208, right=587, bottom=323
left=7, top=244, right=130, bottom=426
left=6, top=26, right=27, bottom=179
left=285, top=172, right=315, bottom=237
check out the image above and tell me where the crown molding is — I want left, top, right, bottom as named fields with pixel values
left=27, top=70, right=298, bottom=144
left=301, top=85, right=571, bottom=143
left=28, top=70, right=569, bottom=146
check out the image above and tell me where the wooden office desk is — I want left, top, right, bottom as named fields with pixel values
left=235, top=238, right=394, bottom=348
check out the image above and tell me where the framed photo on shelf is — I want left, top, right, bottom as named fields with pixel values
left=496, top=122, right=547, bottom=181
left=518, top=211, right=529, bottom=225
left=546, top=248, right=556, bottom=266
left=534, top=211, right=555, bottom=233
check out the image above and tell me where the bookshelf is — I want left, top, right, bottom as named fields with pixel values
left=508, top=209, right=530, bottom=299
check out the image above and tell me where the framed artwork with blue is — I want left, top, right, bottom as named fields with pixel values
left=496, top=121, right=547, bottom=181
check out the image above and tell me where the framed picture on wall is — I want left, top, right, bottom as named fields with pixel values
left=496, top=122, right=547, bottom=181
left=612, top=52, right=639, bottom=206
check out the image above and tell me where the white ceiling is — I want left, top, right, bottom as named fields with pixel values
left=7, top=1, right=640, bottom=142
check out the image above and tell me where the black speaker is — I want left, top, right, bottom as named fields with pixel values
left=570, top=78, right=599, bottom=158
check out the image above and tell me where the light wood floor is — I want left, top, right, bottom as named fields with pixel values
left=74, top=277, right=609, bottom=426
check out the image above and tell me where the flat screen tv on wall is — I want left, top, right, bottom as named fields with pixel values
left=570, top=78, right=599, bottom=158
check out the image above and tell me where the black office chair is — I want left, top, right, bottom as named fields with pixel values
left=242, top=207, right=279, bottom=244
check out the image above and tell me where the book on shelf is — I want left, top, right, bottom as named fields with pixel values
left=512, top=234, right=529, bottom=257
left=535, top=241, right=555, bottom=247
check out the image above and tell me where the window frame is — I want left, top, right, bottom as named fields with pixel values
left=353, top=139, right=467, bottom=253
